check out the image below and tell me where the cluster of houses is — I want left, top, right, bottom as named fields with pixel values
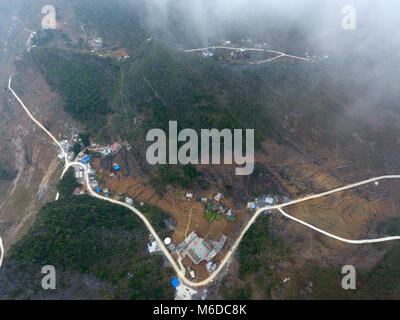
left=202, top=47, right=215, bottom=57
left=79, top=143, right=123, bottom=196
left=58, top=135, right=129, bottom=199
left=202, top=192, right=236, bottom=222
left=88, top=37, right=103, bottom=51
left=182, top=190, right=237, bottom=222
left=247, top=194, right=278, bottom=212
left=88, top=37, right=130, bottom=61
left=58, top=139, right=75, bottom=162
left=305, top=52, right=329, bottom=61
left=74, top=151, right=96, bottom=184
left=195, top=39, right=273, bottom=64
left=57, top=134, right=238, bottom=299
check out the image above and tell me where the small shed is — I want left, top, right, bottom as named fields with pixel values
left=171, top=277, right=180, bottom=289
left=81, top=156, right=90, bottom=164
left=214, top=192, right=223, bottom=202
left=186, top=192, right=193, bottom=200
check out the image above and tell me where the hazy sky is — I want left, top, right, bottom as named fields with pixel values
left=140, top=0, right=400, bottom=53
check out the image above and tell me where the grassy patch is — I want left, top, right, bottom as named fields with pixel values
left=205, top=210, right=216, bottom=223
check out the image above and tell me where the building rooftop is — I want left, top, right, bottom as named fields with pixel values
left=186, top=240, right=211, bottom=264
left=110, top=142, right=122, bottom=152
left=171, top=277, right=180, bottom=288
left=179, top=232, right=227, bottom=265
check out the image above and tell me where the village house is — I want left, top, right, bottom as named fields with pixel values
left=213, top=192, right=223, bottom=202
left=110, top=142, right=122, bottom=153
left=186, top=192, right=194, bottom=200
left=88, top=37, right=103, bottom=50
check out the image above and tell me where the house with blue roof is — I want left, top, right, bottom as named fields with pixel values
left=81, top=156, right=90, bottom=164
left=171, top=277, right=180, bottom=289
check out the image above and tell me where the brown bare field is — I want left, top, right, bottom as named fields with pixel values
left=285, top=179, right=400, bottom=239
left=92, top=157, right=245, bottom=247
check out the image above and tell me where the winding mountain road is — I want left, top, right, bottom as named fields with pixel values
left=3, top=75, right=400, bottom=288
left=184, top=45, right=313, bottom=64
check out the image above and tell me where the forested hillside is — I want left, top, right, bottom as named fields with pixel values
left=0, top=161, right=17, bottom=181
left=218, top=216, right=400, bottom=300
left=2, top=193, right=174, bottom=299
left=32, top=47, right=120, bottom=133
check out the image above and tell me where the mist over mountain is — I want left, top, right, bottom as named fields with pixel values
left=140, top=0, right=400, bottom=53
left=138, top=0, right=400, bottom=112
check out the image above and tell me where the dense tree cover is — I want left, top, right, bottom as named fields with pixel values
left=225, top=216, right=289, bottom=299
left=125, top=41, right=275, bottom=146
left=72, top=143, right=82, bottom=156
left=302, top=242, right=400, bottom=300
left=56, top=168, right=80, bottom=198
left=218, top=216, right=286, bottom=299
left=140, top=203, right=174, bottom=239
left=150, top=164, right=207, bottom=194
left=30, top=23, right=280, bottom=190
left=32, top=29, right=73, bottom=47
left=32, top=47, right=120, bottom=133
left=73, top=0, right=146, bottom=50
left=238, top=217, right=288, bottom=279
left=9, top=195, right=174, bottom=299
left=118, top=41, right=282, bottom=188
left=222, top=216, right=400, bottom=299
left=29, top=0, right=399, bottom=189
left=377, top=217, right=400, bottom=236
left=79, top=133, right=90, bottom=147
left=221, top=283, right=252, bottom=300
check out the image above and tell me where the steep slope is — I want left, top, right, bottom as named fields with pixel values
left=0, top=195, right=174, bottom=299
